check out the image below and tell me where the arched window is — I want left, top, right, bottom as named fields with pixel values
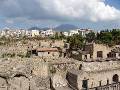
left=113, top=74, right=119, bottom=83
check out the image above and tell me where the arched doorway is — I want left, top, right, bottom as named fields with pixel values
left=112, top=74, right=119, bottom=83
left=8, top=74, right=30, bottom=90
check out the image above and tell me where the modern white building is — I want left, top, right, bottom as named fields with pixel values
left=63, top=32, right=69, bottom=37
left=41, top=29, right=54, bottom=37
left=79, top=29, right=93, bottom=37
left=69, top=29, right=79, bottom=36
left=67, top=29, right=93, bottom=37
left=31, top=30, right=40, bottom=37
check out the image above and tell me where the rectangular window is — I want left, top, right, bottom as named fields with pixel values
left=97, top=51, right=103, bottom=58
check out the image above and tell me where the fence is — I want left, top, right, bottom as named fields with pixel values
left=89, top=82, right=120, bottom=90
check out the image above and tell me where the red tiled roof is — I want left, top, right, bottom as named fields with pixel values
left=36, top=48, right=59, bottom=52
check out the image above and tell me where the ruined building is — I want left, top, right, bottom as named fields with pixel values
left=66, top=43, right=120, bottom=90
left=71, top=43, right=120, bottom=61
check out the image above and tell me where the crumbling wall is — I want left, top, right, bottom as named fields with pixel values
left=77, top=69, right=120, bottom=89
left=0, top=58, right=50, bottom=90
left=92, top=43, right=113, bottom=59
left=67, top=61, right=120, bottom=90
left=82, top=61, right=120, bottom=71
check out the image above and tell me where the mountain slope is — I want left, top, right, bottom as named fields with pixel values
left=54, top=24, right=78, bottom=31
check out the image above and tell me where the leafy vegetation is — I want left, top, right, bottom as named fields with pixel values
left=85, top=32, right=96, bottom=43
left=25, top=51, right=32, bottom=58
left=67, top=34, right=84, bottom=49
left=17, top=53, right=25, bottom=58
left=50, top=66, right=56, bottom=74
left=96, top=29, right=120, bottom=46
left=0, top=29, right=120, bottom=49
left=50, top=32, right=66, bottom=40
left=1, top=53, right=15, bottom=58
left=67, top=29, right=120, bottom=49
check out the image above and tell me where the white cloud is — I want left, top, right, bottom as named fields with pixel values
left=37, top=0, right=120, bottom=22
left=0, top=0, right=120, bottom=22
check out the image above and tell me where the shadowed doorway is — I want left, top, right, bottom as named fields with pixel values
left=82, top=79, right=88, bottom=90
left=113, top=74, right=119, bottom=83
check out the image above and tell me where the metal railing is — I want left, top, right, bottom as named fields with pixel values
left=89, top=82, right=120, bottom=90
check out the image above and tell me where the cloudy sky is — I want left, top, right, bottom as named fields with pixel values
left=0, top=0, right=120, bottom=30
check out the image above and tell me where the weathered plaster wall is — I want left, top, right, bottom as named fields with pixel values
left=77, top=69, right=120, bottom=89
left=67, top=61, right=120, bottom=90
left=92, top=44, right=113, bottom=59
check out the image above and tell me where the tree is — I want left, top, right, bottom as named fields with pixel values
left=67, top=34, right=84, bottom=49
left=96, top=30, right=113, bottom=46
left=85, top=32, right=96, bottom=43
left=111, top=29, right=120, bottom=44
left=51, top=32, right=65, bottom=40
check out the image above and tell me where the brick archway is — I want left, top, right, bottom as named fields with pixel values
left=113, top=74, right=119, bottom=83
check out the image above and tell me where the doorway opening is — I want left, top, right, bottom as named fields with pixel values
left=82, top=80, right=88, bottom=90
left=113, top=74, right=119, bottom=83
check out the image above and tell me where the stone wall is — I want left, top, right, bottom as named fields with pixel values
left=0, top=40, right=64, bottom=58
left=67, top=61, right=120, bottom=90
left=92, top=43, right=113, bottom=59
left=32, top=61, right=49, bottom=78
left=0, top=45, right=28, bottom=57
left=51, top=73, right=68, bottom=89
left=40, top=40, right=64, bottom=48
left=67, top=68, right=120, bottom=90
left=82, top=61, right=120, bottom=71
left=38, top=51, right=60, bottom=58
left=0, top=58, right=50, bottom=90
left=77, top=69, right=120, bottom=89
